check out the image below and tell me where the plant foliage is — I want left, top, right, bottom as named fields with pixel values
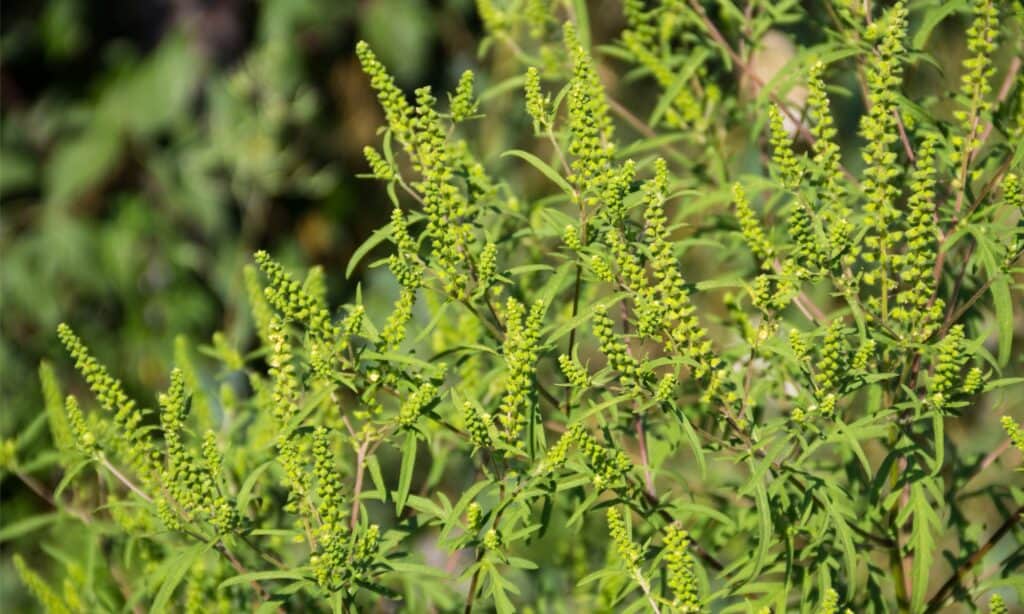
left=6, top=0, right=1024, bottom=612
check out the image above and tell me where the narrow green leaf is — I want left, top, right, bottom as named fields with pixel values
left=679, top=412, right=706, bottom=479
left=984, top=377, right=1024, bottom=391
left=255, top=601, right=285, bottom=614
left=54, top=458, right=92, bottom=498
left=912, top=1, right=968, bottom=49
left=824, top=493, right=858, bottom=596
left=236, top=460, right=273, bottom=516
left=152, top=542, right=211, bottom=614
left=908, top=484, right=940, bottom=611
left=346, top=222, right=394, bottom=278
left=991, top=276, right=1013, bottom=365
left=396, top=432, right=417, bottom=514
left=507, top=556, right=538, bottom=570
left=488, top=565, right=517, bottom=613
left=366, top=454, right=387, bottom=501
left=0, top=512, right=59, bottom=542
left=502, top=150, right=574, bottom=198
left=648, top=49, right=709, bottom=126
left=406, top=494, right=445, bottom=519
left=218, top=569, right=309, bottom=590
left=751, top=481, right=771, bottom=580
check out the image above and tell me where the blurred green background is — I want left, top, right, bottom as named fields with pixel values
left=0, top=0, right=490, bottom=607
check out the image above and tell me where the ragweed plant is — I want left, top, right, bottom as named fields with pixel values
left=8, top=1, right=1024, bottom=612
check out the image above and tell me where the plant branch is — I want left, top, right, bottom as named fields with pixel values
left=350, top=438, right=370, bottom=529
left=924, top=504, right=1024, bottom=613
left=634, top=415, right=655, bottom=497
left=99, top=455, right=153, bottom=503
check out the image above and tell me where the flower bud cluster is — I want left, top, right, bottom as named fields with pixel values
left=607, top=507, right=642, bottom=572
left=593, top=309, right=644, bottom=392
left=201, top=432, right=236, bottom=533
left=497, top=298, right=544, bottom=453
left=600, top=159, right=636, bottom=226
left=893, top=136, right=941, bottom=335
left=950, top=0, right=999, bottom=183
left=1003, top=174, right=1023, bottom=267
left=160, top=368, right=236, bottom=532
left=355, top=41, right=414, bottom=153
left=787, top=201, right=822, bottom=273
left=381, top=287, right=416, bottom=351
left=638, top=165, right=732, bottom=404
left=563, top=224, right=583, bottom=251
left=663, top=525, right=701, bottom=613
left=541, top=427, right=574, bottom=471
left=564, top=23, right=615, bottom=207
left=466, top=501, right=483, bottom=534
left=359, top=43, right=484, bottom=302
left=449, top=70, right=478, bottom=122
left=464, top=401, right=493, bottom=452
left=338, top=304, right=365, bottom=353
left=255, top=251, right=339, bottom=343
left=411, top=85, right=474, bottom=299
left=244, top=264, right=274, bottom=345
left=929, top=324, right=969, bottom=408
left=769, top=105, right=803, bottom=189
left=590, top=254, right=615, bottom=283
left=607, top=228, right=648, bottom=294
left=733, top=183, right=773, bottom=270
left=159, top=370, right=237, bottom=532
left=175, top=337, right=213, bottom=433
left=311, top=433, right=379, bottom=591
left=477, top=242, right=498, bottom=292
left=807, top=62, right=848, bottom=251
left=278, top=435, right=313, bottom=516
left=962, top=367, right=984, bottom=395
left=483, top=528, right=502, bottom=550
left=13, top=555, right=70, bottom=614
left=475, top=0, right=506, bottom=35
left=524, top=67, right=550, bottom=132
left=314, top=431, right=342, bottom=508
left=58, top=323, right=159, bottom=486
left=821, top=588, right=839, bottom=614
left=558, top=354, right=591, bottom=389
left=398, top=381, right=438, bottom=429
left=813, top=320, right=847, bottom=397
left=39, top=362, right=73, bottom=454
left=268, top=318, right=300, bottom=426
left=539, top=422, right=633, bottom=487
left=859, top=2, right=908, bottom=313
left=575, top=425, right=633, bottom=488
left=989, top=594, right=1008, bottom=614
left=851, top=339, right=876, bottom=372
left=388, top=207, right=424, bottom=290
left=1003, top=416, right=1024, bottom=455
left=655, top=373, right=678, bottom=403
left=751, top=271, right=792, bottom=314
left=789, top=328, right=809, bottom=362
left=363, top=145, right=394, bottom=181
